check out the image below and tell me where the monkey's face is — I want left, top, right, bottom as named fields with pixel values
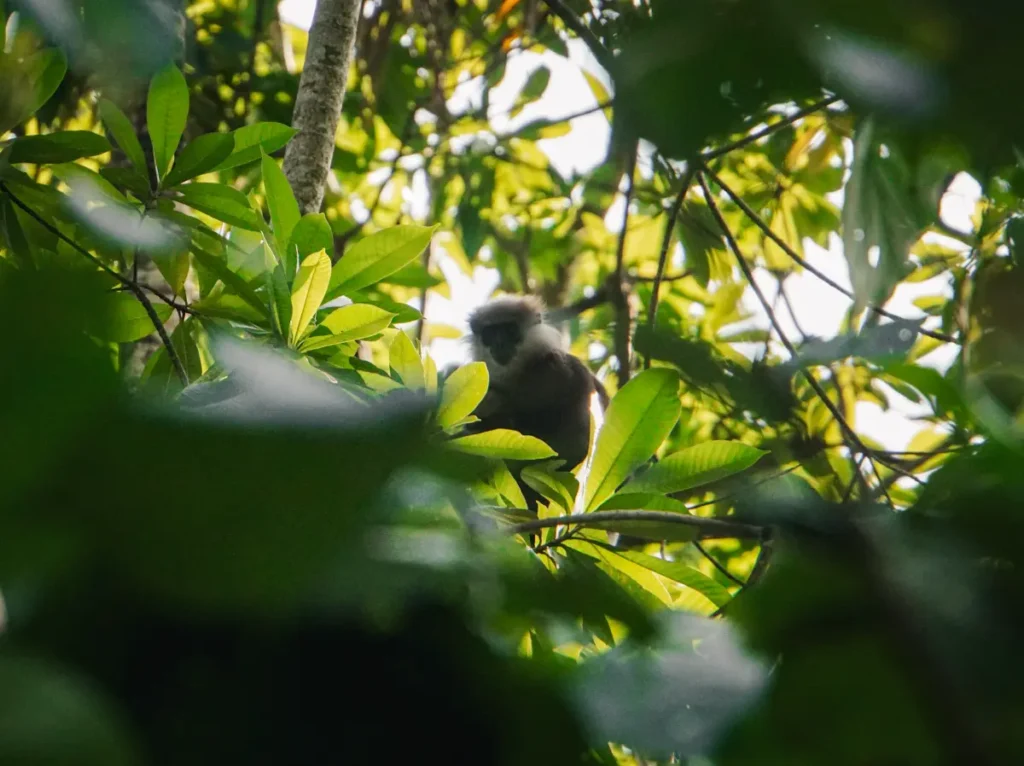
left=476, top=321, right=522, bottom=366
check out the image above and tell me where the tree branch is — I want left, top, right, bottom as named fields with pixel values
left=542, top=0, right=617, bottom=74
left=508, top=509, right=764, bottom=540
left=611, top=143, right=638, bottom=387
left=646, top=166, right=695, bottom=336
left=282, top=0, right=362, bottom=215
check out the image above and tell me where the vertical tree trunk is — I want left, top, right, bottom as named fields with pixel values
left=282, top=0, right=362, bottom=215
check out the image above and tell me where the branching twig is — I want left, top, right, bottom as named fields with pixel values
left=2, top=183, right=188, bottom=385
left=693, top=540, right=746, bottom=587
left=702, top=165, right=957, bottom=344
left=646, top=167, right=695, bottom=334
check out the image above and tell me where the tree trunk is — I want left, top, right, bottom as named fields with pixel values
left=282, top=0, right=362, bottom=215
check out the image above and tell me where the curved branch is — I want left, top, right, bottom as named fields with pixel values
left=542, top=0, right=616, bottom=74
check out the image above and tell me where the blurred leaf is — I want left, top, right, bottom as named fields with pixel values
left=584, top=369, right=682, bottom=512
left=7, top=131, right=111, bottom=165
left=437, top=361, right=489, bottom=429
left=147, top=63, right=189, bottom=183
left=448, top=428, right=556, bottom=460
left=261, top=151, right=301, bottom=272
left=328, top=225, right=436, bottom=299
left=0, top=48, right=66, bottom=134
left=288, top=249, right=332, bottom=345
left=98, top=99, right=148, bottom=179
left=521, top=463, right=578, bottom=511
left=211, top=122, right=298, bottom=171
left=153, top=248, right=190, bottom=297
left=790, top=318, right=925, bottom=369
left=162, top=132, right=234, bottom=188
left=0, top=655, right=140, bottom=766
left=175, top=183, right=261, bottom=230
left=624, top=441, right=767, bottom=495
left=390, top=330, right=424, bottom=389
left=87, top=292, right=173, bottom=343
left=0, top=195, right=33, bottom=267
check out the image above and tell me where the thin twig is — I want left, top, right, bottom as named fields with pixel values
left=541, top=0, right=616, bottom=73
left=508, top=509, right=764, bottom=539
left=2, top=183, right=188, bottom=385
left=646, top=167, right=695, bottom=334
left=700, top=95, right=842, bottom=164
left=697, top=171, right=867, bottom=455
left=701, top=165, right=957, bottom=344
left=497, top=100, right=613, bottom=140
left=612, top=143, right=638, bottom=387
left=693, top=540, right=746, bottom=587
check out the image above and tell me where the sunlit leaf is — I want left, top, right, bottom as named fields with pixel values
left=147, top=63, right=189, bottom=183
left=212, top=122, right=298, bottom=171
left=448, top=428, right=556, bottom=459
left=300, top=304, right=395, bottom=351
left=288, top=213, right=334, bottom=263
left=288, top=249, right=331, bottom=344
left=98, top=99, right=149, bottom=178
left=175, top=183, right=261, bottom=230
left=162, top=132, right=234, bottom=188
left=624, top=441, right=767, bottom=495
left=327, top=225, right=436, bottom=299
left=390, top=330, right=424, bottom=389
left=262, top=151, right=301, bottom=273
left=583, top=368, right=682, bottom=512
left=437, top=361, right=489, bottom=429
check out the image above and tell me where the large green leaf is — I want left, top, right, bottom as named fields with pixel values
left=175, top=183, right=261, bottom=230
left=448, top=428, right=556, bottom=460
left=88, top=292, right=173, bottom=342
left=7, top=131, right=111, bottom=165
left=300, top=303, right=395, bottom=351
left=327, top=225, right=436, bottom=299
left=842, top=118, right=939, bottom=313
left=288, top=249, right=332, bottom=345
left=98, top=99, right=148, bottom=178
left=162, top=132, right=234, bottom=188
left=583, top=368, right=681, bottom=512
left=0, top=48, right=66, bottom=134
left=288, top=213, right=334, bottom=263
left=611, top=548, right=732, bottom=607
left=437, top=361, right=489, bottom=429
left=623, top=441, right=767, bottom=495
left=146, top=63, right=189, bottom=183
left=266, top=256, right=292, bottom=340
left=389, top=330, right=425, bottom=389
left=211, top=122, right=298, bottom=171
left=261, top=151, right=301, bottom=273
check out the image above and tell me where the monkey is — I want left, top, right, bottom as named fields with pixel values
left=462, top=295, right=609, bottom=507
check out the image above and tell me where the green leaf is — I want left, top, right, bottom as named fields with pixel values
left=448, top=428, right=557, bottom=459
left=162, top=132, right=234, bottom=188
left=520, top=464, right=578, bottom=511
left=0, top=655, right=139, bottom=766
left=153, top=249, right=190, bottom=297
left=583, top=368, right=681, bottom=512
left=89, top=292, right=173, bottom=342
left=147, top=63, right=189, bottom=183
left=7, top=131, right=111, bottom=165
left=327, top=225, right=436, bottom=299
left=191, top=247, right=269, bottom=319
left=261, top=151, right=301, bottom=272
left=175, top=183, right=261, bottom=230
left=98, top=99, right=149, bottom=178
left=99, top=166, right=151, bottom=198
left=437, top=361, right=489, bottom=429
left=288, top=249, right=332, bottom=344
left=490, top=461, right=527, bottom=508
left=300, top=303, right=395, bottom=351
left=389, top=330, right=424, bottom=389
left=266, top=257, right=293, bottom=339
left=0, top=48, right=66, bottom=134
left=612, top=548, right=732, bottom=607
left=842, top=118, right=936, bottom=313
left=211, top=122, right=297, bottom=171
left=0, top=196, right=33, bottom=267
left=288, top=213, right=334, bottom=263
left=623, top=441, right=767, bottom=495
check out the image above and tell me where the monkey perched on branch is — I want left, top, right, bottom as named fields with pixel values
left=464, top=295, right=608, bottom=490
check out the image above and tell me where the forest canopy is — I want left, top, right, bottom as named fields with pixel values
left=1, top=1, right=1023, bottom=765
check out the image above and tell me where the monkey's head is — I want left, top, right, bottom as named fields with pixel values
left=468, top=295, right=566, bottom=381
